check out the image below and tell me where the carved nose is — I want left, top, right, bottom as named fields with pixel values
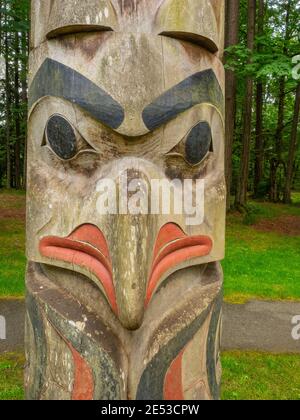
left=107, top=168, right=156, bottom=330
left=111, top=214, right=152, bottom=330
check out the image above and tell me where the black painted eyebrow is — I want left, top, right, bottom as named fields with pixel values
left=142, top=69, right=224, bottom=131
left=29, top=58, right=124, bottom=130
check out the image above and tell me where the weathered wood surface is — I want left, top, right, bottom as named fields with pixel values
left=26, top=0, right=225, bottom=400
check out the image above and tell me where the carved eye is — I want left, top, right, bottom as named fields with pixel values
left=46, top=115, right=77, bottom=160
left=185, top=122, right=213, bottom=165
left=45, top=115, right=93, bottom=160
left=166, top=121, right=213, bottom=166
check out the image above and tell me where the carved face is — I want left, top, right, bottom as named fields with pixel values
left=27, top=0, right=225, bottom=331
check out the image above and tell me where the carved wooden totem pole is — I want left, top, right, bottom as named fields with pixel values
left=26, top=0, right=225, bottom=400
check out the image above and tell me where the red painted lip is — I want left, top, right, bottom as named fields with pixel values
left=145, top=223, right=213, bottom=306
left=39, top=223, right=212, bottom=316
left=39, top=225, right=118, bottom=315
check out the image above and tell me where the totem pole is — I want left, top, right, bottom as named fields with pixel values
left=26, top=0, right=226, bottom=400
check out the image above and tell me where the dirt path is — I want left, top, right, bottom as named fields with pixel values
left=222, top=300, right=300, bottom=353
left=254, top=215, right=300, bottom=236
left=0, top=193, right=26, bottom=221
left=1, top=299, right=300, bottom=354
left=0, top=300, right=25, bottom=353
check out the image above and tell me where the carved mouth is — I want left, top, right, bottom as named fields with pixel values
left=39, top=224, right=118, bottom=315
left=145, top=224, right=213, bottom=306
left=39, top=223, right=212, bottom=317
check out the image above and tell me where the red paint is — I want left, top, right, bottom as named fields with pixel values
left=68, top=342, right=94, bottom=400
left=164, top=350, right=185, bottom=400
left=152, top=224, right=185, bottom=258
left=39, top=225, right=118, bottom=315
left=68, top=224, right=110, bottom=260
left=146, top=223, right=212, bottom=306
left=48, top=319, right=94, bottom=400
left=40, top=223, right=212, bottom=314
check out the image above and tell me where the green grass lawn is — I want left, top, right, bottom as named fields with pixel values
left=0, top=353, right=24, bottom=400
left=1, top=351, right=299, bottom=400
left=0, top=190, right=26, bottom=297
left=292, top=191, right=300, bottom=205
left=223, top=197, right=300, bottom=304
left=222, top=351, right=300, bottom=400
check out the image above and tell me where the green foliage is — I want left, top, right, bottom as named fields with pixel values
left=242, top=203, right=262, bottom=225
left=229, top=0, right=300, bottom=204
left=0, top=0, right=29, bottom=189
left=293, top=191, right=300, bottom=205
left=254, top=179, right=270, bottom=199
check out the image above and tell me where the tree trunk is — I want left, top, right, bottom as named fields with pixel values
left=283, top=84, right=300, bottom=204
left=275, top=77, right=286, bottom=160
left=4, top=7, right=11, bottom=190
left=269, top=2, right=290, bottom=202
left=254, top=0, right=265, bottom=197
left=14, top=29, right=21, bottom=190
left=225, top=0, right=240, bottom=209
left=21, top=29, right=28, bottom=189
left=235, top=0, right=256, bottom=208
left=0, top=1, right=3, bottom=51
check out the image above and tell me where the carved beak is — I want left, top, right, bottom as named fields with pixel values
left=39, top=223, right=212, bottom=331
left=39, top=225, right=118, bottom=315
left=146, top=223, right=213, bottom=306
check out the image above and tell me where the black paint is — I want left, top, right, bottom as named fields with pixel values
left=136, top=295, right=221, bottom=400
left=46, top=306, right=121, bottom=400
left=26, top=293, right=47, bottom=400
left=185, top=122, right=212, bottom=165
left=27, top=263, right=124, bottom=400
left=46, top=115, right=77, bottom=160
left=206, top=292, right=223, bottom=401
left=29, top=58, right=124, bottom=130
left=143, top=69, right=224, bottom=131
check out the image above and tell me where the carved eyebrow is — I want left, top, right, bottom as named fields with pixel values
left=142, top=69, right=224, bottom=131
left=154, top=0, right=220, bottom=53
left=46, top=25, right=113, bottom=40
left=28, top=58, right=124, bottom=130
left=159, top=31, right=218, bottom=53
